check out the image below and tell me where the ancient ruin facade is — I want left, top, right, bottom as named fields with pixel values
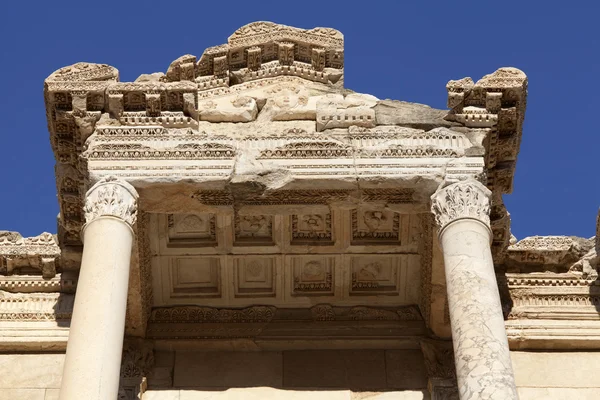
left=0, top=21, right=598, bottom=400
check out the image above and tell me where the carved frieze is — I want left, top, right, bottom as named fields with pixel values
left=310, top=304, right=422, bottom=321
left=150, top=305, right=276, bottom=323
left=0, top=292, right=73, bottom=321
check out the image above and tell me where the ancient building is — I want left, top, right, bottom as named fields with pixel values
left=0, top=21, right=598, bottom=400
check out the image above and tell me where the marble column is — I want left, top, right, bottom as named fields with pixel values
left=59, top=177, right=138, bottom=400
left=431, top=179, right=518, bottom=400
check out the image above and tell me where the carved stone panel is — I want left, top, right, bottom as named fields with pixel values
left=289, top=255, right=336, bottom=298
left=233, top=256, right=277, bottom=298
left=168, top=256, right=222, bottom=298
left=351, top=209, right=400, bottom=245
left=234, top=214, right=274, bottom=246
left=167, top=213, right=217, bottom=247
left=291, top=213, right=333, bottom=245
left=350, top=255, right=400, bottom=296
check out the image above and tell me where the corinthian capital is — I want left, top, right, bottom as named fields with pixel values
left=431, top=179, right=491, bottom=233
left=84, top=176, right=138, bottom=227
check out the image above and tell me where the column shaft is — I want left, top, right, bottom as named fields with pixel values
left=432, top=180, right=518, bottom=400
left=59, top=177, right=138, bottom=400
left=441, top=220, right=517, bottom=400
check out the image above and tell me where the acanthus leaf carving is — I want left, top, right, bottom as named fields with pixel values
left=430, top=179, right=491, bottom=233
left=84, top=176, right=138, bottom=227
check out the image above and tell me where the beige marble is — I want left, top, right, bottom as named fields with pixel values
left=0, top=389, right=46, bottom=400
left=432, top=180, right=518, bottom=400
left=0, top=354, right=64, bottom=388
left=44, top=389, right=60, bottom=400
left=511, top=351, right=600, bottom=388
left=516, top=388, right=600, bottom=400
left=142, top=388, right=428, bottom=400
left=58, top=178, right=138, bottom=400
left=174, top=351, right=283, bottom=388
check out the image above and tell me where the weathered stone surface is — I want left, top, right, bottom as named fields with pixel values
left=506, top=235, right=595, bottom=273
left=199, top=95, right=258, bottom=122
left=135, top=72, right=165, bottom=82
left=374, top=100, right=457, bottom=130
left=0, top=354, right=64, bottom=389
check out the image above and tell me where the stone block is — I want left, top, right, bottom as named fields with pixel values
left=374, top=100, right=455, bottom=130
left=174, top=351, right=283, bottom=388
left=283, top=350, right=387, bottom=390
left=144, top=390, right=181, bottom=400
left=350, top=393, right=427, bottom=400
left=385, top=350, right=428, bottom=390
left=0, top=389, right=45, bottom=400
left=179, top=388, right=351, bottom=399
left=516, top=388, right=600, bottom=400
left=511, top=351, right=600, bottom=388
left=0, top=354, right=64, bottom=389
left=44, top=389, right=59, bottom=400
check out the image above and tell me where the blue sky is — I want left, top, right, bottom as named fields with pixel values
left=1, top=1, right=598, bottom=239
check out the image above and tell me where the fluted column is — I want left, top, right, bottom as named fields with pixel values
left=431, top=179, right=518, bottom=400
left=59, top=177, right=138, bottom=400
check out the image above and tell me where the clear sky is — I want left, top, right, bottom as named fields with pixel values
left=1, top=1, right=598, bottom=239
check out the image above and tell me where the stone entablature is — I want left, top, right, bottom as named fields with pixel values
left=0, top=231, right=60, bottom=278
left=43, top=21, right=526, bottom=269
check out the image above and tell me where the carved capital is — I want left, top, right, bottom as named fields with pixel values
left=84, top=176, right=138, bottom=227
left=431, top=179, right=491, bottom=233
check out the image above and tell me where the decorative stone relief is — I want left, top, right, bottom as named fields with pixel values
left=0, top=292, right=73, bottom=320
left=309, top=304, right=422, bottom=321
left=119, top=339, right=153, bottom=400
left=290, top=256, right=335, bottom=297
left=234, top=214, right=273, bottom=245
left=291, top=213, right=333, bottom=245
left=150, top=305, right=276, bottom=323
left=167, top=213, right=217, bottom=247
left=420, top=339, right=458, bottom=400
left=83, top=176, right=138, bottom=227
left=0, top=232, right=60, bottom=278
left=430, top=179, right=492, bottom=233
left=350, top=255, right=400, bottom=296
left=351, top=209, right=400, bottom=244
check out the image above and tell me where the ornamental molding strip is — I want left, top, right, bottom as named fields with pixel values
left=147, top=304, right=426, bottom=341
left=84, top=176, right=139, bottom=227
left=430, top=179, right=492, bottom=233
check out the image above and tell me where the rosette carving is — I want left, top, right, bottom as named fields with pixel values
left=431, top=179, right=491, bottom=233
left=84, top=176, right=138, bottom=226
